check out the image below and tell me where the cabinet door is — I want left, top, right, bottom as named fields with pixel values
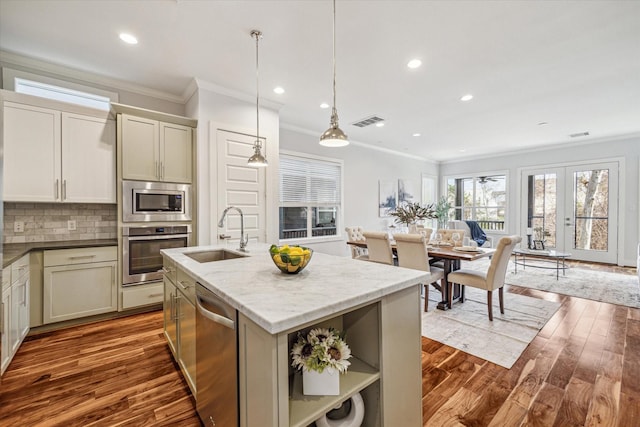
left=1, top=288, right=11, bottom=374
left=178, top=296, right=196, bottom=396
left=14, top=275, right=30, bottom=342
left=160, top=122, right=192, bottom=183
left=163, top=277, right=178, bottom=357
left=3, top=102, right=61, bottom=202
left=62, top=113, right=116, bottom=203
left=43, top=261, right=116, bottom=324
left=121, top=114, right=160, bottom=181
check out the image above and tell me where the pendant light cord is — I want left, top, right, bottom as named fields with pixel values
left=254, top=30, right=261, bottom=146
left=331, top=0, right=338, bottom=126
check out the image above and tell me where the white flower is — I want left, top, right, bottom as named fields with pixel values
left=290, top=327, right=352, bottom=374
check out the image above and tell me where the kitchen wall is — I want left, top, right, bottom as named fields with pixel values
left=279, top=127, right=438, bottom=257
left=3, top=202, right=117, bottom=244
left=440, top=135, right=640, bottom=266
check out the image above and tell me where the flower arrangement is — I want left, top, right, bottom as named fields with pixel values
left=291, top=327, right=352, bottom=374
left=388, top=201, right=436, bottom=226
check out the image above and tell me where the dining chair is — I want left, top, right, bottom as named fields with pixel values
left=448, top=220, right=493, bottom=248
left=393, top=233, right=445, bottom=311
left=362, top=231, right=394, bottom=265
left=344, top=226, right=368, bottom=259
left=447, top=235, right=522, bottom=320
left=433, top=229, right=467, bottom=246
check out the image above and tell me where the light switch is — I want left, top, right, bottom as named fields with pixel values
left=67, top=220, right=77, bottom=231
left=14, top=221, right=24, bottom=233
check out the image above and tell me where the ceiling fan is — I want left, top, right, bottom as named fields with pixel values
left=478, top=176, right=498, bottom=184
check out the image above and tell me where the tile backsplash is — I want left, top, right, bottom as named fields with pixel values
left=3, top=202, right=117, bottom=244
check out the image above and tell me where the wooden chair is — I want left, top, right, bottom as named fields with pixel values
left=344, top=226, right=368, bottom=259
left=362, top=231, right=394, bottom=265
left=447, top=236, right=522, bottom=320
left=393, top=233, right=445, bottom=311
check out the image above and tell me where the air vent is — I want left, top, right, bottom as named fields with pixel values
left=569, top=131, right=590, bottom=138
left=352, top=115, right=384, bottom=128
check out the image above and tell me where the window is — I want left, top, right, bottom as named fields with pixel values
left=15, top=78, right=111, bottom=110
left=446, top=174, right=507, bottom=232
left=279, top=152, right=343, bottom=241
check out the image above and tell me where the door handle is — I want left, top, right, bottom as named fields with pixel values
left=219, top=234, right=232, bottom=240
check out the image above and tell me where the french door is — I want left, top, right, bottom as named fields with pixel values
left=521, top=162, right=618, bottom=263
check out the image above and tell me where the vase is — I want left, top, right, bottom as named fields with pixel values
left=408, top=223, right=418, bottom=234
left=303, top=369, right=340, bottom=396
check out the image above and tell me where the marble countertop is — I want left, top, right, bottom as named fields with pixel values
left=162, top=243, right=429, bottom=335
left=3, top=239, right=118, bottom=268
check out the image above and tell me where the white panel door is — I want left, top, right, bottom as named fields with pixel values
left=62, top=113, right=116, bottom=203
left=216, top=130, right=266, bottom=247
left=3, top=102, right=61, bottom=202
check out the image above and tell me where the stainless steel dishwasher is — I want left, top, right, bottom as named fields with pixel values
left=196, top=282, right=238, bottom=426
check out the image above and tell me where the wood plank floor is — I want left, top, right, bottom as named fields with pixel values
left=0, top=264, right=637, bottom=426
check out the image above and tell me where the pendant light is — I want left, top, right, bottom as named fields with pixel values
left=319, top=0, right=349, bottom=147
left=248, top=29, right=268, bottom=167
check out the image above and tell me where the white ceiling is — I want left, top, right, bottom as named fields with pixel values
left=1, top=0, right=639, bottom=162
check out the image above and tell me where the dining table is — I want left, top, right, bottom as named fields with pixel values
left=346, top=240, right=496, bottom=310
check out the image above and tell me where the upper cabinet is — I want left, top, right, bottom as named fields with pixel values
left=121, top=114, right=193, bottom=183
left=3, top=100, right=116, bottom=203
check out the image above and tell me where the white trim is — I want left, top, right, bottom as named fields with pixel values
left=194, top=77, right=284, bottom=112
left=280, top=122, right=431, bottom=162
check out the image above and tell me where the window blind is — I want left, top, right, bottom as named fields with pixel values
left=280, top=155, right=341, bottom=204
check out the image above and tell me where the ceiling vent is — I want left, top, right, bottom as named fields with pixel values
left=351, top=115, right=384, bottom=128
left=569, top=131, right=590, bottom=138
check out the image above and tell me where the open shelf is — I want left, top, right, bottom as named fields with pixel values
left=288, top=357, right=380, bottom=427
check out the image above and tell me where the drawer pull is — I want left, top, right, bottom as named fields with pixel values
left=160, top=267, right=172, bottom=274
left=148, top=293, right=163, bottom=298
left=178, top=280, right=192, bottom=290
left=68, top=255, right=97, bottom=260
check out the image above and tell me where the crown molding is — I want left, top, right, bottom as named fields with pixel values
left=440, top=131, right=640, bottom=165
left=280, top=122, right=434, bottom=163
left=194, top=77, right=284, bottom=112
left=0, top=50, right=186, bottom=104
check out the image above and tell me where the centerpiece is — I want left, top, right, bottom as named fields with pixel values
left=388, top=201, right=437, bottom=233
left=269, top=244, right=313, bottom=274
left=291, top=327, right=352, bottom=395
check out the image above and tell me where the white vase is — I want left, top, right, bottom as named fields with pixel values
left=408, top=223, right=418, bottom=234
left=303, top=369, right=340, bottom=396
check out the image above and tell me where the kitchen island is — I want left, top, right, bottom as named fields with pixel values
left=162, top=244, right=428, bottom=427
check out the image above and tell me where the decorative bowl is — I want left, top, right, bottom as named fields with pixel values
left=269, top=244, right=313, bottom=274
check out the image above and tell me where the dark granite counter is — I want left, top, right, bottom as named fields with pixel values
left=3, top=239, right=118, bottom=268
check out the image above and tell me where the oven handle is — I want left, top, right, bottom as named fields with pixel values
left=124, top=234, right=190, bottom=241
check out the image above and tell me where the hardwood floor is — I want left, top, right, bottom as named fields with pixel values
left=1, top=264, right=637, bottom=426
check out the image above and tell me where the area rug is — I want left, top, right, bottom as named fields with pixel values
left=421, top=287, right=560, bottom=369
left=462, top=258, right=640, bottom=308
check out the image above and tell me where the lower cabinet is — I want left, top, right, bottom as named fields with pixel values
left=2, top=254, right=31, bottom=376
left=43, top=247, right=117, bottom=324
left=163, top=272, right=196, bottom=397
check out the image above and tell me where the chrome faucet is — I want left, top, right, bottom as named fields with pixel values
left=218, top=206, right=249, bottom=252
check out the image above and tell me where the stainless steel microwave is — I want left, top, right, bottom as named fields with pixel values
left=122, top=181, right=191, bottom=222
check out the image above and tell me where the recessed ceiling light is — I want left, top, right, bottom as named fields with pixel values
left=460, top=94, right=473, bottom=102
left=537, top=121, right=549, bottom=126
left=412, top=133, right=421, bottom=137
left=273, top=86, right=285, bottom=95
left=320, top=103, right=330, bottom=109
left=375, top=122, right=385, bottom=127
left=119, top=33, right=138, bottom=45
left=407, top=59, right=422, bottom=69
left=458, top=148, right=467, bottom=152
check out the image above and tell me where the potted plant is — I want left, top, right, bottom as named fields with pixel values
left=434, top=196, right=452, bottom=230
left=291, top=327, right=352, bottom=395
left=388, top=201, right=437, bottom=232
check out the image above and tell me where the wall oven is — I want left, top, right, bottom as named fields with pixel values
left=122, top=180, right=191, bottom=222
left=122, top=225, right=191, bottom=286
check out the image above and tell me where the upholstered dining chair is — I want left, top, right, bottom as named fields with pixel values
left=393, top=233, right=445, bottom=311
left=448, top=220, right=493, bottom=248
left=345, top=226, right=368, bottom=259
left=362, top=231, right=394, bottom=265
left=447, top=235, right=522, bottom=320
left=432, top=229, right=467, bottom=246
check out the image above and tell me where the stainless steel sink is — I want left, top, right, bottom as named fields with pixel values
left=185, top=249, right=247, bottom=263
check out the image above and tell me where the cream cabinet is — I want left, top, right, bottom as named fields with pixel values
left=121, top=114, right=193, bottom=183
left=3, top=101, right=116, bottom=203
left=1, top=255, right=31, bottom=376
left=163, top=262, right=196, bottom=397
left=43, top=247, right=117, bottom=324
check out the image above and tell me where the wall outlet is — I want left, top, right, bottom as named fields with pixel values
left=14, top=221, right=24, bottom=233
left=67, top=220, right=77, bottom=231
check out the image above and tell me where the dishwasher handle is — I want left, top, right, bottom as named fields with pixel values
left=196, top=287, right=235, bottom=330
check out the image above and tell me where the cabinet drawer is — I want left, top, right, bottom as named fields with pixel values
left=121, top=282, right=164, bottom=310
left=44, top=246, right=116, bottom=267
left=11, top=254, right=30, bottom=284
left=176, top=268, right=196, bottom=305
